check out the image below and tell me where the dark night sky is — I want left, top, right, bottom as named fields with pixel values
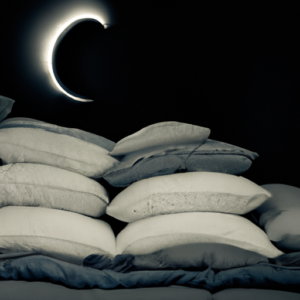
left=0, top=0, right=299, bottom=190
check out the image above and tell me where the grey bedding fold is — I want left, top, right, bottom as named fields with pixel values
left=1, top=255, right=300, bottom=293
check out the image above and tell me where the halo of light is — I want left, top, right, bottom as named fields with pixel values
left=48, top=14, right=107, bottom=102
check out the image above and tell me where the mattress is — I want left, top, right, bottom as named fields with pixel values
left=1, top=281, right=300, bottom=300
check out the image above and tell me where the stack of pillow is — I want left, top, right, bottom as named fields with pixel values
left=104, top=121, right=284, bottom=267
left=103, top=122, right=259, bottom=187
left=0, top=95, right=117, bottom=265
left=2, top=94, right=300, bottom=272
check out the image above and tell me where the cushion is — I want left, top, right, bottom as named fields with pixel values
left=0, top=117, right=115, bottom=151
left=0, top=95, right=15, bottom=122
left=84, top=243, right=269, bottom=272
left=106, top=172, right=271, bottom=222
left=109, top=121, right=211, bottom=156
left=0, top=163, right=109, bottom=217
left=0, top=206, right=116, bottom=265
left=257, top=184, right=300, bottom=252
left=116, top=212, right=284, bottom=258
left=104, top=139, right=259, bottom=187
left=0, top=127, right=119, bottom=178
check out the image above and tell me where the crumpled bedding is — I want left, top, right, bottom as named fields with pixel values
left=1, top=255, right=300, bottom=293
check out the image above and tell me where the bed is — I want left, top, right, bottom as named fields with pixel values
left=1, top=96, right=300, bottom=299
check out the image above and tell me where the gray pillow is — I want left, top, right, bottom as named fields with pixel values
left=0, top=95, right=15, bottom=122
left=104, top=139, right=258, bottom=187
left=257, top=184, right=300, bottom=252
left=0, top=117, right=115, bottom=151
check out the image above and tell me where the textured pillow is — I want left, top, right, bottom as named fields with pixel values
left=0, top=95, right=15, bottom=122
left=0, top=163, right=109, bottom=217
left=109, top=121, right=211, bottom=156
left=257, top=184, right=300, bottom=252
left=0, top=127, right=119, bottom=178
left=106, top=172, right=271, bottom=222
left=116, top=212, right=283, bottom=258
left=84, top=243, right=269, bottom=272
left=0, top=206, right=116, bottom=265
left=104, top=139, right=259, bottom=187
left=0, top=117, right=115, bottom=151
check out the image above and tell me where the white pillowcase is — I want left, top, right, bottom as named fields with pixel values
left=106, top=172, right=271, bottom=222
left=109, top=121, right=211, bottom=156
left=0, top=206, right=116, bottom=265
left=0, top=163, right=109, bottom=217
left=0, top=127, right=119, bottom=178
left=116, top=212, right=283, bottom=258
left=0, top=117, right=115, bottom=151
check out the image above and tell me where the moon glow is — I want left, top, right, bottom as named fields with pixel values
left=49, top=15, right=107, bottom=102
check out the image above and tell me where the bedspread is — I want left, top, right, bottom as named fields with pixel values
left=1, top=255, right=300, bottom=293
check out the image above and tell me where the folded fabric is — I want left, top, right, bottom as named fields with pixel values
left=0, top=163, right=109, bottom=217
left=0, top=206, right=116, bottom=265
left=0, top=127, right=119, bottom=178
left=257, top=184, right=300, bottom=253
left=116, top=212, right=283, bottom=258
left=2, top=255, right=300, bottom=292
left=0, top=251, right=37, bottom=261
left=104, top=139, right=259, bottom=187
left=0, top=117, right=115, bottom=151
left=106, top=172, right=271, bottom=222
left=109, top=121, right=211, bottom=156
left=84, top=243, right=269, bottom=272
left=0, top=95, right=14, bottom=122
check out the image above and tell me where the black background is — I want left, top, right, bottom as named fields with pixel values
left=0, top=0, right=299, bottom=232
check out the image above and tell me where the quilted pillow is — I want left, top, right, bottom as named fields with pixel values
left=109, top=121, right=211, bottom=157
left=0, top=127, right=119, bottom=178
left=0, top=206, right=116, bottom=265
left=116, top=212, right=283, bottom=258
left=104, top=139, right=259, bottom=187
left=257, top=184, right=300, bottom=252
left=0, top=95, right=14, bottom=122
left=106, top=172, right=271, bottom=222
left=0, top=117, right=115, bottom=151
left=0, top=163, right=109, bottom=217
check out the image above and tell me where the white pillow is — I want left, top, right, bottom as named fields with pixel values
left=0, top=95, right=14, bottom=122
left=0, top=127, right=119, bottom=178
left=0, top=117, right=115, bottom=151
left=0, top=163, right=109, bottom=217
left=106, top=172, right=271, bottom=222
left=109, top=121, right=210, bottom=156
left=116, top=212, right=283, bottom=258
left=0, top=206, right=116, bottom=265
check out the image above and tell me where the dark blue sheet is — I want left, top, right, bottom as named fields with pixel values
left=1, top=255, right=300, bottom=293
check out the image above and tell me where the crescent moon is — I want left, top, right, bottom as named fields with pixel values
left=48, top=15, right=107, bottom=102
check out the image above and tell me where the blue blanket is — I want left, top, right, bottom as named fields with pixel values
left=1, top=255, right=300, bottom=292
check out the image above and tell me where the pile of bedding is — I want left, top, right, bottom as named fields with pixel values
left=1, top=94, right=300, bottom=293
